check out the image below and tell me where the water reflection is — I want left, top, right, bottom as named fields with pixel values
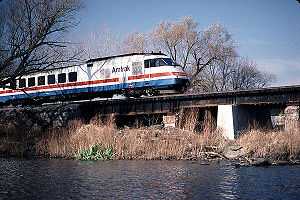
left=217, top=165, right=239, bottom=200
left=0, top=159, right=300, bottom=200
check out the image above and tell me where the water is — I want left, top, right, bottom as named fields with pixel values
left=0, top=158, right=300, bottom=200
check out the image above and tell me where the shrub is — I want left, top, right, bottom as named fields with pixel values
left=76, top=144, right=113, bottom=161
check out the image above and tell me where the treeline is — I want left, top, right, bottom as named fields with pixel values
left=80, top=17, right=275, bottom=92
left=0, top=0, right=274, bottom=92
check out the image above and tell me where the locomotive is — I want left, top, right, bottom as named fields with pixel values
left=0, top=52, right=189, bottom=104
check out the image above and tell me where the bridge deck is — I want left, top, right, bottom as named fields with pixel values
left=75, top=85, right=300, bottom=115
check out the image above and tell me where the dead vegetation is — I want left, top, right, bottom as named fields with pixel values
left=237, top=127, right=300, bottom=160
left=36, top=115, right=227, bottom=160
left=1, top=109, right=300, bottom=162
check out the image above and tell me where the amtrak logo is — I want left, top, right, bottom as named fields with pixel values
left=112, top=66, right=130, bottom=73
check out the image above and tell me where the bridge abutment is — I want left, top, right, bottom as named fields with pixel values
left=284, top=106, right=299, bottom=131
left=163, top=114, right=176, bottom=127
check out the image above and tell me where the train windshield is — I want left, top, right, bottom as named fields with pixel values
left=160, top=58, right=180, bottom=66
left=144, top=58, right=181, bottom=68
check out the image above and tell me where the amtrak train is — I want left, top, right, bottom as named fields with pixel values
left=0, top=52, right=189, bottom=104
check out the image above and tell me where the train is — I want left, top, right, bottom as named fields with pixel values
left=0, top=52, right=190, bottom=104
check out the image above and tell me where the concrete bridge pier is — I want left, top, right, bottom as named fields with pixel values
left=284, top=106, right=299, bottom=131
left=217, top=105, right=235, bottom=140
left=217, top=105, right=273, bottom=139
left=163, top=114, right=177, bottom=127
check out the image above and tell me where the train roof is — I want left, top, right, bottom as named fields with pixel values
left=17, top=52, right=168, bottom=77
left=86, top=52, right=166, bottom=63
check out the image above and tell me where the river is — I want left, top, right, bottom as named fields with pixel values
left=0, top=158, right=299, bottom=200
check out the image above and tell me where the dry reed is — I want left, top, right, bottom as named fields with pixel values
left=30, top=112, right=300, bottom=161
left=238, top=126, right=300, bottom=160
left=36, top=115, right=227, bottom=160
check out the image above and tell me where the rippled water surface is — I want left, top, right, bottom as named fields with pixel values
left=0, top=158, right=300, bottom=200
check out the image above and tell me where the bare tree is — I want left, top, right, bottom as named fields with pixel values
left=230, top=58, right=275, bottom=90
left=152, top=16, right=198, bottom=68
left=0, top=0, right=82, bottom=88
left=150, top=17, right=274, bottom=92
left=188, top=24, right=236, bottom=85
left=151, top=17, right=236, bottom=88
left=192, top=57, right=275, bottom=92
left=80, top=26, right=123, bottom=59
left=122, top=32, right=147, bottom=53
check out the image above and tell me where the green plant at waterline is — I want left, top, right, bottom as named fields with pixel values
left=76, top=144, right=114, bottom=160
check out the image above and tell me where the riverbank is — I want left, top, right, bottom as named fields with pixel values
left=0, top=117, right=300, bottom=166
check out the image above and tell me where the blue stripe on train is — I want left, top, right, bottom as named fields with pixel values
left=0, top=78, right=187, bottom=103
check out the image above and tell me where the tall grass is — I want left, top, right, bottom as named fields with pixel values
left=36, top=115, right=226, bottom=160
left=238, top=125, right=300, bottom=160
left=7, top=110, right=300, bottom=161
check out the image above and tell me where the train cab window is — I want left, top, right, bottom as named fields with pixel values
left=38, top=76, right=45, bottom=86
left=145, top=58, right=180, bottom=68
left=87, top=63, right=93, bottom=67
left=150, top=59, right=157, bottom=67
left=155, top=59, right=163, bottom=67
left=145, top=59, right=161, bottom=68
left=68, top=72, right=77, bottom=82
left=159, top=59, right=168, bottom=66
left=144, top=60, right=150, bottom=68
left=28, top=77, right=36, bottom=87
left=58, top=73, right=66, bottom=83
left=48, top=74, right=55, bottom=84
left=19, top=78, right=26, bottom=88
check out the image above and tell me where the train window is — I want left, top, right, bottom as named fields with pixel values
left=87, top=63, right=93, bottom=67
left=28, top=77, right=36, bottom=87
left=155, top=59, right=162, bottom=67
left=19, top=78, right=26, bottom=88
left=150, top=59, right=156, bottom=67
left=58, top=73, right=66, bottom=83
left=48, top=74, right=55, bottom=84
left=38, top=76, right=45, bottom=86
left=5, top=84, right=9, bottom=90
left=144, top=60, right=150, bottom=68
left=161, top=58, right=180, bottom=66
left=145, top=59, right=172, bottom=68
left=68, top=72, right=77, bottom=82
left=10, top=80, right=17, bottom=89
left=158, top=59, right=167, bottom=66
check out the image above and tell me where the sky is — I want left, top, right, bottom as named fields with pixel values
left=71, top=0, right=300, bottom=86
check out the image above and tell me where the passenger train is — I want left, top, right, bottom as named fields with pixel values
left=0, top=52, right=189, bottom=104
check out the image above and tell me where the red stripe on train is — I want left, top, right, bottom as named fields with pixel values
left=128, top=72, right=187, bottom=80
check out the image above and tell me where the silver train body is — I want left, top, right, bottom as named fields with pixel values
left=0, top=53, right=189, bottom=104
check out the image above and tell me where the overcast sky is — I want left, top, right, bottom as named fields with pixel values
left=71, top=0, right=300, bottom=86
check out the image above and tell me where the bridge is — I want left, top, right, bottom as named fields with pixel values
left=73, top=85, right=300, bottom=139
left=2, top=85, right=300, bottom=139
left=77, top=85, right=300, bottom=114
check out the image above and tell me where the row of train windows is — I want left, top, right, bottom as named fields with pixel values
left=14, top=72, right=77, bottom=88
